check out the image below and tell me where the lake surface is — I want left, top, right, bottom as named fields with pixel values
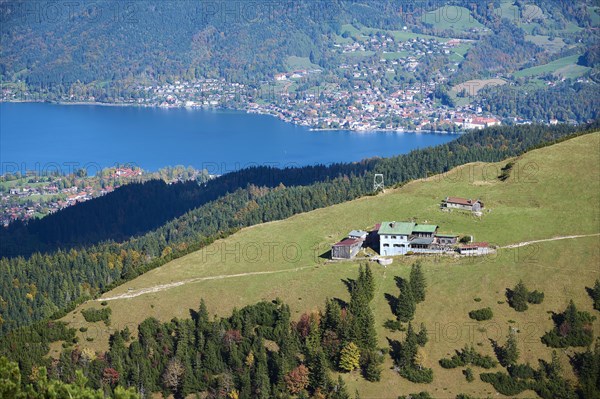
left=0, top=102, right=458, bottom=174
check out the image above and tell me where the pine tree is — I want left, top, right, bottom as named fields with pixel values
left=339, top=342, right=361, bottom=372
left=500, top=329, right=519, bottom=367
left=590, top=279, right=600, bottom=310
left=416, top=323, right=428, bottom=347
left=396, top=280, right=416, bottom=322
left=330, top=376, right=351, bottom=399
left=409, top=261, right=427, bottom=303
left=508, top=280, right=529, bottom=311
left=308, top=350, right=329, bottom=391
left=363, top=264, right=375, bottom=302
left=400, top=323, right=418, bottom=369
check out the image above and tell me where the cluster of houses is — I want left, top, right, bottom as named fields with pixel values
left=331, top=197, right=491, bottom=260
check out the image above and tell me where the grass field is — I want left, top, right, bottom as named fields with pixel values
left=525, top=35, right=566, bottom=54
left=285, top=56, right=321, bottom=72
left=514, top=54, right=590, bottom=79
left=60, top=133, right=600, bottom=398
left=422, top=6, right=487, bottom=34
left=450, top=78, right=506, bottom=103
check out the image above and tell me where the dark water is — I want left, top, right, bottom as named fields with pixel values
left=0, top=102, right=458, bottom=174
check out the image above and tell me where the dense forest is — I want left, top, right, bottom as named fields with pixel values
left=1, top=161, right=377, bottom=257
left=1, top=266, right=382, bottom=399
left=479, top=81, right=600, bottom=123
left=1, top=265, right=598, bottom=398
left=1, top=122, right=598, bottom=335
left=1, top=0, right=596, bottom=89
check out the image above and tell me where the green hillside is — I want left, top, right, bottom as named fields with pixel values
left=62, top=133, right=600, bottom=397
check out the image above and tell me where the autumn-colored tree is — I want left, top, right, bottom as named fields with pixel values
left=284, top=364, right=310, bottom=394
left=339, top=342, right=361, bottom=372
left=162, top=358, right=185, bottom=391
left=223, top=329, right=243, bottom=347
left=414, top=347, right=427, bottom=370
left=245, top=351, right=255, bottom=367
left=102, top=368, right=120, bottom=386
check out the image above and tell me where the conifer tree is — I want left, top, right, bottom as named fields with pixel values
left=339, top=342, right=361, bottom=372
left=508, top=280, right=529, bottom=311
left=500, top=329, right=519, bottom=367
left=409, top=261, right=427, bottom=303
left=396, top=280, right=416, bottom=322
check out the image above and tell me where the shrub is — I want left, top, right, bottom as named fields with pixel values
left=508, top=363, right=535, bottom=379
left=469, top=307, right=493, bottom=321
left=398, top=392, right=432, bottom=399
left=398, top=366, right=433, bottom=383
left=480, top=372, right=529, bottom=396
left=473, top=297, right=482, bottom=302
left=527, top=290, right=544, bottom=304
left=100, top=301, right=108, bottom=306
left=79, top=327, right=88, bottom=332
left=81, top=307, right=112, bottom=325
left=463, top=367, right=474, bottom=382
left=439, top=345, right=497, bottom=369
left=384, top=319, right=404, bottom=331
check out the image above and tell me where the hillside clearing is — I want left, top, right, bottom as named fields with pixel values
left=61, top=133, right=600, bottom=398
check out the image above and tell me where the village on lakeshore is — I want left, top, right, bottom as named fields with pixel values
left=331, top=196, right=491, bottom=262
left=0, top=167, right=211, bottom=226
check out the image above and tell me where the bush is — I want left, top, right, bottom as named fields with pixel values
left=469, top=307, right=493, bottom=321
left=79, top=327, right=88, bottom=332
left=439, top=345, right=497, bottom=369
left=527, top=290, right=544, bottom=304
left=473, top=297, right=482, bottom=302
left=480, top=372, right=529, bottom=396
left=463, top=367, right=474, bottom=382
left=398, top=393, right=432, bottom=399
left=398, top=366, right=433, bottom=383
left=508, top=363, right=535, bottom=379
left=384, top=319, right=404, bottom=331
left=81, top=307, right=111, bottom=325
left=100, top=301, right=108, bottom=306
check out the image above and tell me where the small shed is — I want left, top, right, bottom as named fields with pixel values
left=348, top=230, right=368, bottom=240
left=458, top=242, right=490, bottom=255
left=331, top=238, right=363, bottom=259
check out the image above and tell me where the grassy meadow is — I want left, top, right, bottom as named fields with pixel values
left=60, top=133, right=600, bottom=398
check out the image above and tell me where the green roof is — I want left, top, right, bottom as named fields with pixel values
left=412, top=224, right=438, bottom=233
left=378, top=221, right=415, bottom=235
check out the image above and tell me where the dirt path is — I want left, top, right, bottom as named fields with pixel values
left=98, top=233, right=599, bottom=302
left=500, top=233, right=600, bottom=249
left=98, top=266, right=314, bottom=301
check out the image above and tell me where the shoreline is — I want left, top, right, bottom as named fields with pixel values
left=1, top=99, right=465, bottom=134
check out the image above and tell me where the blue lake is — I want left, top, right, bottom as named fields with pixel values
left=0, top=102, right=458, bottom=174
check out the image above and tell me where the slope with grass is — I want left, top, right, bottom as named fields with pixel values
left=61, top=133, right=600, bottom=397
